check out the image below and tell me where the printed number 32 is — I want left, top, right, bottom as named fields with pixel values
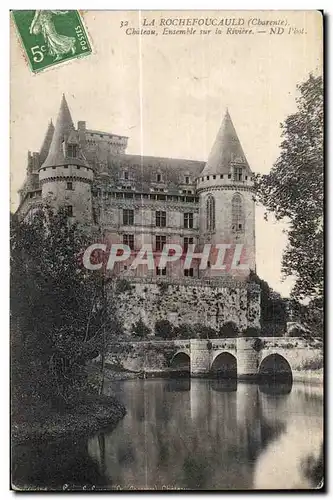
left=31, top=45, right=46, bottom=63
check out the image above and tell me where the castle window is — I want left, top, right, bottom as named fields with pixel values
left=206, top=176, right=209, bottom=180
left=156, top=211, right=166, bottom=227
left=124, top=171, right=129, bottom=180
left=183, top=237, right=194, bottom=252
left=123, top=209, right=134, bottom=225
left=213, top=175, right=216, bottom=179
left=184, top=268, right=194, bottom=277
left=185, top=176, right=190, bottom=184
left=67, top=144, right=78, bottom=158
left=220, top=175, right=223, bottom=179
left=155, top=235, right=166, bottom=252
left=123, top=234, right=134, bottom=250
left=65, top=205, right=73, bottom=217
left=206, top=195, right=215, bottom=231
left=156, top=173, right=162, bottom=182
left=184, top=212, right=194, bottom=229
left=231, top=193, right=245, bottom=232
left=187, top=190, right=192, bottom=195
left=66, top=181, right=73, bottom=190
left=228, top=174, right=231, bottom=179
left=156, top=267, right=167, bottom=276
left=234, top=167, right=243, bottom=181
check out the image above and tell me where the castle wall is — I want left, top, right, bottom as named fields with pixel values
left=111, top=280, right=260, bottom=336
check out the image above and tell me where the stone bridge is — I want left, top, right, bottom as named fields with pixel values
left=171, top=337, right=322, bottom=380
left=106, top=337, right=322, bottom=381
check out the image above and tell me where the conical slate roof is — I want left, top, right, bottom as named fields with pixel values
left=202, top=110, right=251, bottom=176
left=41, top=94, right=89, bottom=169
left=39, top=120, right=55, bottom=165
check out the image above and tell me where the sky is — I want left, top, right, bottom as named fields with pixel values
left=10, top=10, right=323, bottom=297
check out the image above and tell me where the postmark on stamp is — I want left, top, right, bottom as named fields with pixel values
left=11, top=10, right=92, bottom=73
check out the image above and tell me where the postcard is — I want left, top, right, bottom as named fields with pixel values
left=10, top=10, right=323, bottom=491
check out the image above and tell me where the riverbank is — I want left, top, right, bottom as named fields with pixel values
left=11, top=393, right=126, bottom=445
left=292, top=369, right=323, bottom=384
left=102, top=367, right=324, bottom=384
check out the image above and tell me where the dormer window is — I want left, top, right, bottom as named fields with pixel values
left=124, top=171, right=129, bottom=180
left=185, top=176, right=190, bottom=184
left=233, top=167, right=243, bottom=181
left=67, top=144, right=78, bottom=158
left=156, top=173, right=162, bottom=182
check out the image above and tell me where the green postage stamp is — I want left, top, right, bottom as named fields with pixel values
left=11, top=10, right=92, bottom=73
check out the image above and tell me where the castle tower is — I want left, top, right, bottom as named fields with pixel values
left=196, top=110, right=256, bottom=278
left=39, top=119, right=55, bottom=165
left=39, top=95, right=94, bottom=224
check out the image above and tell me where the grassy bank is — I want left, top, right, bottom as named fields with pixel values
left=292, top=368, right=324, bottom=384
left=11, top=393, right=126, bottom=445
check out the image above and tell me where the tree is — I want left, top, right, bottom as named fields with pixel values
left=242, top=327, right=260, bottom=338
left=11, top=206, right=110, bottom=407
left=132, top=318, right=151, bottom=338
left=256, top=74, right=323, bottom=302
left=218, top=322, right=239, bottom=338
left=155, top=319, right=174, bottom=339
left=247, top=271, right=287, bottom=336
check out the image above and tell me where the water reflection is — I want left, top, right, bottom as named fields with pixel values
left=88, top=379, right=323, bottom=490
left=12, top=379, right=323, bottom=490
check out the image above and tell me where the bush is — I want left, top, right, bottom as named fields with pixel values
left=132, top=318, right=150, bottom=338
left=218, top=322, right=239, bottom=338
left=195, top=324, right=217, bottom=339
left=242, top=326, right=260, bottom=337
left=116, top=279, right=133, bottom=294
left=174, top=324, right=194, bottom=339
left=155, top=319, right=174, bottom=339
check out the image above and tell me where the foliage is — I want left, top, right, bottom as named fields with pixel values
left=173, top=324, right=194, bottom=339
left=132, top=318, right=151, bottom=338
left=155, top=319, right=175, bottom=339
left=194, top=324, right=217, bottom=339
left=255, top=74, right=323, bottom=301
left=218, top=322, right=239, bottom=338
left=115, top=279, right=133, bottom=294
left=248, top=270, right=287, bottom=336
left=252, top=338, right=265, bottom=352
left=288, top=297, right=323, bottom=338
left=11, top=206, right=111, bottom=409
left=158, top=282, right=169, bottom=294
left=242, top=327, right=260, bottom=338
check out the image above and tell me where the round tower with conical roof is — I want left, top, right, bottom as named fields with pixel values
left=39, top=95, right=94, bottom=224
left=196, top=110, right=256, bottom=278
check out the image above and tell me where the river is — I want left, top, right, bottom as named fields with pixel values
left=12, top=379, right=323, bottom=490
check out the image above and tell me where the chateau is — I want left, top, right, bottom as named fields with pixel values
left=17, top=94, right=261, bottom=334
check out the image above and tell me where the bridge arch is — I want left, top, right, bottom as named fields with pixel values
left=210, top=352, right=237, bottom=378
left=169, top=351, right=190, bottom=375
left=258, top=353, right=293, bottom=382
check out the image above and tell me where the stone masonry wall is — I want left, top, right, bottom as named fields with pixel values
left=112, top=280, right=260, bottom=336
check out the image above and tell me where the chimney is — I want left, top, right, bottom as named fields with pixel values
left=78, top=121, right=86, bottom=130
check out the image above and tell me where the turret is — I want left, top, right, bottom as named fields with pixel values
left=39, top=94, right=94, bottom=224
left=196, top=110, right=256, bottom=277
left=39, top=120, right=55, bottom=165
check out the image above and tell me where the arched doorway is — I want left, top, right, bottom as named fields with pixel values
left=210, top=352, right=237, bottom=378
left=169, top=352, right=190, bottom=377
left=259, top=354, right=293, bottom=383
